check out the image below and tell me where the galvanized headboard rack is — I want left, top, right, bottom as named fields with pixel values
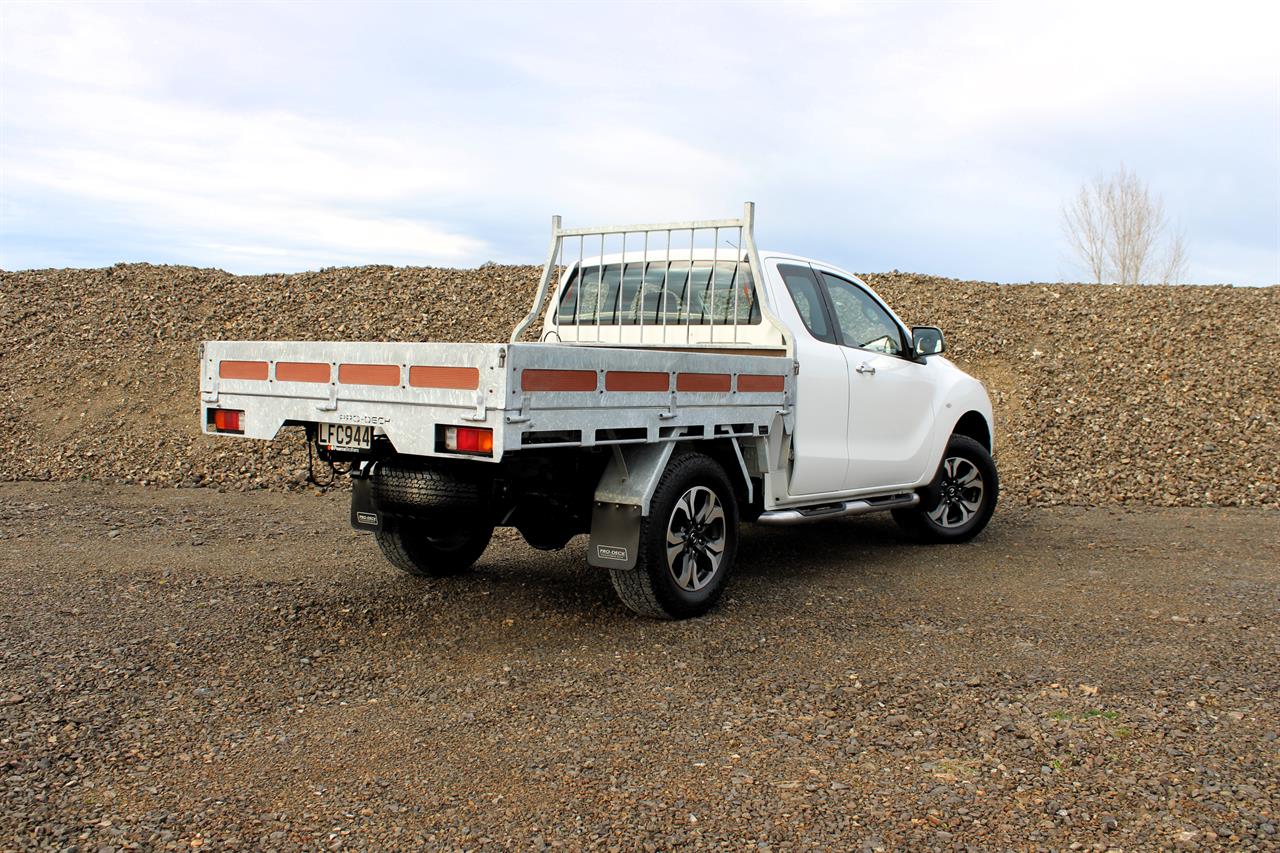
left=509, top=202, right=792, bottom=355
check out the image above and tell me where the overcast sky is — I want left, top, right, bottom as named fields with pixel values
left=2, top=1, right=1277, bottom=284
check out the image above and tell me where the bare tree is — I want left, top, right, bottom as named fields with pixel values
left=1062, top=183, right=1109, bottom=284
left=1159, top=224, right=1189, bottom=285
left=1061, top=165, right=1190, bottom=284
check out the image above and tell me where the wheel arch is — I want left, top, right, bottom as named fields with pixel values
left=951, top=409, right=993, bottom=452
left=680, top=438, right=755, bottom=511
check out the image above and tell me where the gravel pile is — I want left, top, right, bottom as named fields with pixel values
left=1, top=263, right=1276, bottom=506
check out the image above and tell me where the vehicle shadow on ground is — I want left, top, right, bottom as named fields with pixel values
left=326, top=513, right=955, bottom=631
left=731, top=514, right=918, bottom=579
left=171, top=510, right=1017, bottom=674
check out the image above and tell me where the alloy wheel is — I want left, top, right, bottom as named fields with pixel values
left=665, top=485, right=727, bottom=592
left=927, top=455, right=985, bottom=529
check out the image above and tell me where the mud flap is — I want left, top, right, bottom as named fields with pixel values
left=586, top=502, right=641, bottom=570
left=350, top=470, right=382, bottom=532
left=586, top=443, right=677, bottom=570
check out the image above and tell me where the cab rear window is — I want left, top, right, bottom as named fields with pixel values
left=556, top=260, right=761, bottom=326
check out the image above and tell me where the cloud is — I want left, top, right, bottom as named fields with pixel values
left=1, top=1, right=1276, bottom=283
left=2, top=67, right=490, bottom=267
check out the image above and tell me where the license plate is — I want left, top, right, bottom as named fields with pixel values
left=317, top=422, right=373, bottom=451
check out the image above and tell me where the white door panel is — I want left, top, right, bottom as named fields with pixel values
left=812, top=268, right=938, bottom=492
left=766, top=259, right=849, bottom=495
left=845, top=352, right=937, bottom=490
left=791, top=344, right=850, bottom=494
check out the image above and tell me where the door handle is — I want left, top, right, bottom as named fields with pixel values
left=856, top=363, right=876, bottom=376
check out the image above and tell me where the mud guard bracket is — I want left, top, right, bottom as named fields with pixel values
left=587, top=442, right=677, bottom=570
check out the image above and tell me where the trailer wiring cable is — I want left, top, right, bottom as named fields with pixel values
left=301, top=428, right=348, bottom=488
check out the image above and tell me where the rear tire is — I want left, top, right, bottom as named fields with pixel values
left=893, top=434, right=998, bottom=543
left=376, top=520, right=493, bottom=577
left=609, top=453, right=739, bottom=619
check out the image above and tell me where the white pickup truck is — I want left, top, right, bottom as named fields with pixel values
left=200, top=204, right=997, bottom=618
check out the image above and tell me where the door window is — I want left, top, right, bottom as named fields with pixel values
left=778, top=264, right=836, bottom=344
left=819, top=273, right=906, bottom=356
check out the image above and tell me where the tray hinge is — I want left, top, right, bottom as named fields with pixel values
left=658, top=390, right=678, bottom=420
left=505, top=393, right=531, bottom=425
left=316, top=378, right=338, bottom=412
left=461, top=389, right=488, bottom=423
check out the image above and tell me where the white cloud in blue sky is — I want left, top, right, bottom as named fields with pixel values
left=1, top=0, right=1277, bottom=283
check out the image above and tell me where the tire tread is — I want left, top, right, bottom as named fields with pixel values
left=374, top=522, right=492, bottom=577
left=894, top=434, right=998, bottom=543
left=607, top=452, right=737, bottom=619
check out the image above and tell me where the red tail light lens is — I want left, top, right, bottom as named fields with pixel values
left=210, top=408, right=244, bottom=433
left=443, top=426, right=493, bottom=455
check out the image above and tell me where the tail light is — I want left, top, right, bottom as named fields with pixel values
left=442, top=426, right=493, bottom=456
left=208, top=408, right=244, bottom=434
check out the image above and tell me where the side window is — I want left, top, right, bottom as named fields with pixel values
left=778, top=264, right=836, bottom=344
left=820, top=273, right=905, bottom=356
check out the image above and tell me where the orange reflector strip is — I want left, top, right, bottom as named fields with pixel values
left=409, top=365, right=480, bottom=390
left=605, top=371, right=669, bottom=392
left=676, top=373, right=731, bottom=393
left=737, top=374, right=785, bottom=392
left=276, top=362, right=330, bottom=383
left=522, top=369, right=597, bottom=392
left=339, top=363, right=400, bottom=386
left=219, top=360, right=268, bottom=381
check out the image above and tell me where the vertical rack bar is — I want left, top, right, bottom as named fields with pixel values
left=553, top=232, right=564, bottom=342
left=661, top=230, right=671, bottom=344
left=595, top=233, right=605, bottom=343
left=687, top=227, right=695, bottom=346
left=617, top=231, right=626, bottom=343
left=639, top=231, right=649, bottom=345
left=574, top=235, right=584, bottom=344
left=737, top=227, right=747, bottom=348
left=510, top=214, right=562, bottom=343
left=741, top=200, right=793, bottom=357
left=710, top=226, right=720, bottom=344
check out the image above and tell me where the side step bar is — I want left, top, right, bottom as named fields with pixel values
left=756, top=492, right=919, bottom=525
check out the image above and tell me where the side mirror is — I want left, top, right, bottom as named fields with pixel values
left=911, top=326, right=945, bottom=359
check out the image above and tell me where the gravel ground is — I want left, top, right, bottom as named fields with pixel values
left=1, top=264, right=1276, bottom=506
left=2, top=482, right=1276, bottom=850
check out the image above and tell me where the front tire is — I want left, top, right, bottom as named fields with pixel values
left=893, top=434, right=998, bottom=543
left=375, top=519, right=493, bottom=577
left=609, top=453, right=739, bottom=620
